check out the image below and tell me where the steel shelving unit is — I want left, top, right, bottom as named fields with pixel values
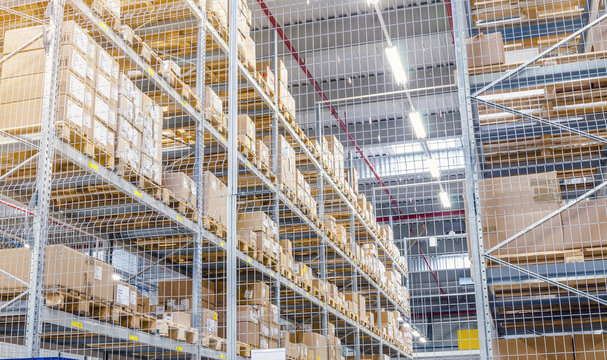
left=0, top=0, right=412, bottom=358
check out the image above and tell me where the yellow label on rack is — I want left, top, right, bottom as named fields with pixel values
left=305, top=293, right=309, bottom=297
left=134, top=190, right=143, bottom=198
left=247, top=258, right=252, bottom=263
left=270, top=271, right=275, bottom=277
left=99, top=21, right=109, bottom=32
left=220, top=356, right=225, bottom=359
left=176, top=346, right=183, bottom=352
left=129, top=334, right=138, bottom=341
left=146, top=67, right=155, bottom=77
left=246, top=161, right=252, bottom=168
left=289, top=283, right=294, bottom=288
left=220, top=241, right=225, bottom=247
left=220, top=136, right=226, bottom=144
left=176, top=215, right=184, bottom=222
left=214, top=313, right=218, bottom=320
left=88, top=162, right=99, bottom=171
left=181, top=100, right=187, bottom=107
left=71, top=321, right=82, bottom=329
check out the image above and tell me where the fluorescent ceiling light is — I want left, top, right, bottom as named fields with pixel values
left=385, top=46, right=407, bottom=85
left=427, top=157, right=440, bottom=179
left=367, top=0, right=379, bottom=4
left=419, top=337, right=428, bottom=343
left=412, top=330, right=420, bottom=338
left=478, top=88, right=545, bottom=102
left=439, top=191, right=451, bottom=208
left=112, top=274, right=122, bottom=281
left=409, top=111, right=426, bottom=139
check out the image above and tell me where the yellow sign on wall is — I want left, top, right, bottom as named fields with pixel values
left=458, top=329, right=480, bottom=350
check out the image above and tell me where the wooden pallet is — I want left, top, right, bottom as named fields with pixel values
left=110, top=305, right=142, bottom=330
left=488, top=246, right=604, bottom=267
left=254, top=251, right=279, bottom=271
left=280, top=267, right=294, bottom=281
left=162, top=189, right=198, bottom=220
left=44, top=288, right=96, bottom=317
left=238, top=139, right=256, bottom=160
left=201, top=333, right=224, bottom=350
left=202, top=215, right=227, bottom=239
left=253, top=156, right=276, bottom=183
left=237, top=341, right=254, bottom=357
left=115, top=161, right=163, bottom=200
left=157, top=319, right=198, bottom=343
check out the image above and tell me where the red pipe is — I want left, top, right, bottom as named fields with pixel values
left=255, top=0, right=450, bottom=301
left=445, top=0, right=454, bottom=42
left=412, top=310, right=477, bottom=318
left=376, top=209, right=466, bottom=223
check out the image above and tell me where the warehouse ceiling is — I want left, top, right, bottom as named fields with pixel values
left=250, top=0, right=470, bottom=354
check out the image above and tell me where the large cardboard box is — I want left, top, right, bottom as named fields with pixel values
left=201, top=308, right=218, bottom=335
left=256, top=139, right=270, bottom=169
left=157, top=278, right=216, bottom=311
left=0, top=245, right=88, bottom=293
left=164, top=312, right=191, bottom=327
left=494, top=335, right=574, bottom=360
left=85, top=257, right=114, bottom=301
left=574, top=334, right=607, bottom=360
left=257, top=59, right=287, bottom=85
left=561, top=198, right=607, bottom=250
left=296, top=332, right=329, bottom=360
left=238, top=114, right=256, bottom=142
left=201, top=171, right=228, bottom=227
left=238, top=320, right=260, bottom=347
left=238, top=282, right=270, bottom=305
left=590, top=18, right=607, bottom=52
left=163, top=172, right=195, bottom=203
left=466, top=32, right=505, bottom=68
left=114, top=282, right=137, bottom=311
left=238, top=211, right=279, bottom=238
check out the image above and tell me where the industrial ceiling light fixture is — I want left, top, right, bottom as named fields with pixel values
left=385, top=46, right=408, bottom=85
left=419, top=337, right=428, bottom=343
left=411, top=329, right=420, bottom=338
left=439, top=191, right=451, bottom=208
left=367, top=0, right=380, bottom=5
left=427, top=157, right=440, bottom=179
left=409, top=111, right=426, bottom=139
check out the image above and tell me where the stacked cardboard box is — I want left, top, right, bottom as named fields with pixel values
left=0, top=22, right=98, bottom=143
left=344, top=291, right=366, bottom=320
left=203, top=86, right=224, bottom=125
left=238, top=211, right=281, bottom=261
left=345, top=167, right=359, bottom=193
left=238, top=114, right=256, bottom=153
left=296, top=332, right=329, bottom=360
left=256, top=139, right=270, bottom=169
left=324, top=136, right=345, bottom=183
left=157, top=278, right=217, bottom=312
left=201, top=171, right=229, bottom=228
left=295, top=169, right=318, bottom=218
left=256, top=62, right=275, bottom=94
left=114, top=281, right=137, bottom=311
left=469, top=172, right=563, bottom=256
left=280, top=239, right=295, bottom=274
left=264, top=134, right=297, bottom=194
left=236, top=305, right=261, bottom=347
left=163, top=172, right=196, bottom=204
left=466, top=32, right=505, bottom=68
left=293, top=262, right=314, bottom=287
left=0, top=245, right=115, bottom=301
left=259, top=302, right=280, bottom=349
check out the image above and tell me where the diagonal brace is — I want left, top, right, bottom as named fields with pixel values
left=471, top=96, right=607, bottom=145
left=485, top=254, right=607, bottom=306
left=486, top=179, right=607, bottom=254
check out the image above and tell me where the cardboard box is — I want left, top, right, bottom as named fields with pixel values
left=255, top=232, right=274, bottom=257
left=237, top=305, right=260, bottom=324
left=256, top=140, right=270, bottom=169
left=164, top=312, right=191, bottom=327
left=238, top=211, right=279, bottom=238
left=466, top=32, right=505, bottom=68
left=238, top=320, right=260, bottom=347
left=85, top=258, right=114, bottom=301
left=590, top=18, right=607, bottom=52
left=0, top=245, right=88, bottom=293
left=494, top=335, right=574, bottom=360
left=257, top=59, right=287, bottom=85
left=204, top=86, right=223, bottom=118
left=201, top=171, right=228, bottom=227
left=163, top=172, right=195, bottom=203
left=93, top=120, right=115, bottom=154
left=238, top=114, right=256, bottom=141
left=238, top=282, right=270, bottom=305
left=201, top=308, right=218, bottom=335
left=138, top=295, right=150, bottom=314
left=296, top=332, right=329, bottom=360
left=114, top=282, right=137, bottom=311
left=256, top=63, right=275, bottom=90
left=239, top=230, right=257, bottom=249
left=157, top=278, right=216, bottom=311
left=561, top=198, right=607, bottom=250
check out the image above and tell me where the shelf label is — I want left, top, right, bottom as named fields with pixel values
left=176, top=215, right=184, bottom=222
left=129, top=334, right=138, bottom=341
left=99, top=21, right=109, bottom=32
left=220, top=241, right=225, bottom=247
left=247, top=258, right=252, bottom=263
left=71, top=321, right=83, bottom=329
left=246, top=161, right=252, bottom=168
left=289, top=283, right=294, bottom=288
left=181, top=100, right=188, bottom=108
left=176, top=346, right=183, bottom=352
left=305, top=293, right=309, bottom=298
left=270, top=271, right=275, bottom=277
left=88, top=162, right=99, bottom=171
left=220, top=356, right=225, bottom=359
left=133, top=190, right=143, bottom=198
left=146, top=66, right=155, bottom=77
left=219, top=136, right=226, bottom=144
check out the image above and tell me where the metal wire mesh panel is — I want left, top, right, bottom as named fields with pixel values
left=459, top=0, right=607, bottom=359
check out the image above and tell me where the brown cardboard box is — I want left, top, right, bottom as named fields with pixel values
left=258, top=59, right=287, bottom=85
left=93, top=120, right=116, bottom=154
left=138, top=295, right=150, bottom=314
left=256, top=63, right=275, bottom=90
left=163, top=172, right=194, bottom=203
left=86, top=258, right=114, bottom=301
left=238, top=282, right=270, bottom=305
left=264, top=135, right=297, bottom=192
left=204, top=86, right=223, bottom=118
left=201, top=171, right=228, bottom=227
left=494, top=335, right=574, bottom=360
left=201, top=308, right=218, bottom=335
left=466, top=32, right=505, bottom=68
left=238, top=230, right=257, bottom=249
left=114, top=282, right=137, bottom=311
left=255, top=232, right=274, bottom=257
left=238, top=114, right=256, bottom=141
left=238, top=320, right=260, bottom=347
left=164, top=312, right=191, bottom=327
left=296, top=332, right=329, bottom=360
left=256, top=139, right=270, bottom=169
left=574, top=334, right=607, bottom=360
left=590, top=18, right=607, bottom=52
left=0, top=245, right=88, bottom=293
left=478, top=172, right=561, bottom=211
left=117, top=115, right=142, bottom=147
left=561, top=198, right=607, bottom=250
left=157, top=278, right=216, bottom=311
left=280, top=239, right=293, bottom=254
left=238, top=211, right=279, bottom=238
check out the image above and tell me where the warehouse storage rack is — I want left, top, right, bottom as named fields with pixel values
left=0, top=0, right=412, bottom=359
left=457, top=0, right=607, bottom=358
